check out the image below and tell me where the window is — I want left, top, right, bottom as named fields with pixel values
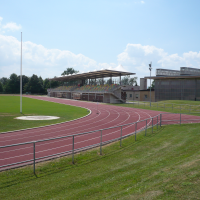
left=130, top=94, right=132, bottom=97
left=136, top=94, right=138, bottom=98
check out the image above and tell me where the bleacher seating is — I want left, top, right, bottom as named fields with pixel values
left=50, top=84, right=120, bottom=93
left=74, top=84, right=120, bottom=93
left=51, top=86, right=77, bottom=91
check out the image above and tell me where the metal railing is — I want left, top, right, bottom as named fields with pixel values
left=1, top=113, right=200, bottom=173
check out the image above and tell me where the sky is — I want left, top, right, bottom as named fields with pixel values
left=1, top=0, right=200, bottom=85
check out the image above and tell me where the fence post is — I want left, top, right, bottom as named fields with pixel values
left=145, top=119, right=147, bottom=136
left=72, top=136, right=74, bottom=164
left=164, top=104, right=165, bottom=109
left=172, top=104, right=173, bottom=111
left=138, top=101, right=139, bottom=107
left=180, top=105, right=181, bottom=113
left=157, top=102, right=158, bottom=108
left=157, top=116, right=158, bottom=130
left=120, top=126, right=122, bottom=147
left=152, top=118, right=153, bottom=133
left=33, top=142, right=35, bottom=174
left=189, top=105, right=191, bottom=113
left=160, top=114, right=162, bottom=127
left=135, top=122, right=137, bottom=141
left=100, top=130, right=102, bottom=155
left=180, top=113, right=181, bottom=125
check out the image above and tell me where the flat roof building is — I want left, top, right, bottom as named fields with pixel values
left=145, top=67, right=200, bottom=102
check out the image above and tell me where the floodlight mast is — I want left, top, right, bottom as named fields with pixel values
left=20, top=32, right=22, bottom=113
left=149, top=62, right=152, bottom=107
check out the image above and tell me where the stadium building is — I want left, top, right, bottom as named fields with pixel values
left=48, top=69, right=135, bottom=103
left=145, top=67, right=200, bottom=102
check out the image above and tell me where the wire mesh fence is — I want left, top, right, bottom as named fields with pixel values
left=1, top=113, right=200, bottom=173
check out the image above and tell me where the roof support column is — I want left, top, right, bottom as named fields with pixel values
left=195, top=79, right=197, bottom=101
left=120, top=74, right=121, bottom=85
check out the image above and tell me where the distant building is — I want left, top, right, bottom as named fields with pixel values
left=122, top=79, right=155, bottom=102
left=145, top=67, right=200, bottom=102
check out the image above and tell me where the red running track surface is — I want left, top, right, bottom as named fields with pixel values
left=1, top=96, right=200, bottom=170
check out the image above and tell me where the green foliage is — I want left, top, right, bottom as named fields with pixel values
left=4, top=73, right=19, bottom=93
left=1, top=123, right=200, bottom=199
left=24, top=74, right=44, bottom=94
left=61, top=67, right=79, bottom=76
left=148, top=80, right=155, bottom=89
left=121, top=75, right=137, bottom=86
left=0, top=82, right=3, bottom=92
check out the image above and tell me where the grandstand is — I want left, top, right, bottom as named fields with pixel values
left=47, top=69, right=135, bottom=103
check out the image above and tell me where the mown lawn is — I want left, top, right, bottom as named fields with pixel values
left=0, top=96, right=88, bottom=133
left=114, top=100, right=200, bottom=115
left=0, top=123, right=200, bottom=199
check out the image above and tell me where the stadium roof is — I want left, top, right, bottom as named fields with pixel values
left=49, top=69, right=136, bottom=81
left=145, top=75, right=200, bottom=79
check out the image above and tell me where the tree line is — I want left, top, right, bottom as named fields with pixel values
left=0, top=68, right=138, bottom=94
left=0, top=73, right=61, bottom=94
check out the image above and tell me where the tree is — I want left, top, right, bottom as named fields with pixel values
left=22, top=75, right=30, bottom=93
left=96, top=78, right=105, bottom=85
left=61, top=68, right=79, bottom=76
left=4, top=73, right=19, bottom=93
left=0, top=77, right=8, bottom=92
left=121, top=75, right=138, bottom=86
left=148, top=80, right=155, bottom=89
left=0, top=82, right=3, bottom=92
left=0, top=77, right=8, bottom=85
left=24, top=74, right=44, bottom=94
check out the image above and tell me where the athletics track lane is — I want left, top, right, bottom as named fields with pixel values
left=1, top=96, right=200, bottom=170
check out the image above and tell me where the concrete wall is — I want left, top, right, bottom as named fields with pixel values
left=113, top=88, right=121, bottom=99
left=126, top=91, right=140, bottom=101
left=140, top=78, right=147, bottom=90
left=139, top=91, right=155, bottom=102
left=104, top=93, right=110, bottom=103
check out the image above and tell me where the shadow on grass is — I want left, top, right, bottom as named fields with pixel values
left=0, top=126, right=166, bottom=189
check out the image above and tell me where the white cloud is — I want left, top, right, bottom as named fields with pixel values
left=1, top=32, right=200, bottom=86
left=117, top=43, right=200, bottom=83
left=0, top=34, right=102, bottom=78
left=0, top=17, right=21, bottom=32
left=3, top=22, right=22, bottom=31
left=141, top=1, right=145, bottom=4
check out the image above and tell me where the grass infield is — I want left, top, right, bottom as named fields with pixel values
left=0, top=123, right=200, bottom=199
left=0, top=96, right=88, bottom=133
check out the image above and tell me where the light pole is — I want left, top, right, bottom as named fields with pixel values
left=20, top=32, right=22, bottom=113
left=149, top=62, right=152, bottom=107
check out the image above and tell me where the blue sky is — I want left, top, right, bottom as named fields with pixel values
left=1, top=0, right=200, bottom=84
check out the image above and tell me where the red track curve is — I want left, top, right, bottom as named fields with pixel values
left=1, top=96, right=200, bottom=170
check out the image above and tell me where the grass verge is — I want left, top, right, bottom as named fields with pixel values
left=113, top=100, right=200, bottom=116
left=0, top=96, right=88, bottom=133
left=1, top=123, right=200, bottom=199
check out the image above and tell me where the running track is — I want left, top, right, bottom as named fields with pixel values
left=1, top=96, right=200, bottom=170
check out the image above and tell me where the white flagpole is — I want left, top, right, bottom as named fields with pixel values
left=20, top=32, right=22, bottom=113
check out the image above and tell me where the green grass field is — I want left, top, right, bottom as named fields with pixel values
left=0, top=123, right=200, bottom=199
left=1, top=97, right=200, bottom=199
left=114, top=100, right=200, bottom=115
left=0, top=96, right=88, bottom=133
